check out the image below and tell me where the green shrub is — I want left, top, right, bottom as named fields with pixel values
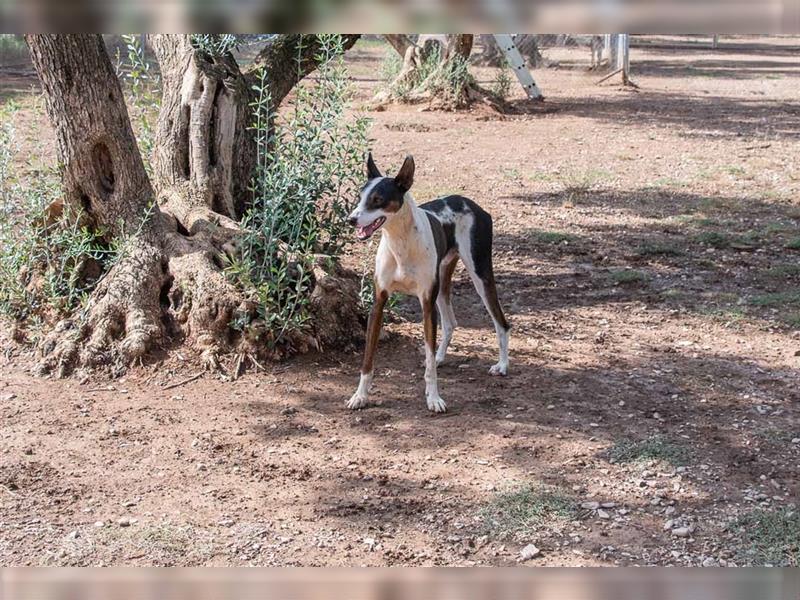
left=190, top=34, right=239, bottom=56
left=425, top=51, right=474, bottom=106
left=380, top=50, right=403, bottom=86
left=490, top=64, right=513, bottom=100
left=0, top=120, right=117, bottom=323
left=0, top=35, right=28, bottom=65
left=227, top=35, right=369, bottom=345
left=116, top=35, right=160, bottom=173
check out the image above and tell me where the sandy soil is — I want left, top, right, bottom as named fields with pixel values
left=1, top=36, right=799, bottom=566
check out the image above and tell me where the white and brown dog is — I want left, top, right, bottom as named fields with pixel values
left=347, top=153, right=510, bottom=413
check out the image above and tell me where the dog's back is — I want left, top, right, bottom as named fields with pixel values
left=420, top=195, right=496, bottom=288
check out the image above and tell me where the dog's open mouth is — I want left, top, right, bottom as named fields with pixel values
left=356, top=217, right=386, bottom=241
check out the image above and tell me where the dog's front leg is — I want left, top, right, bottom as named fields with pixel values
left=422, top=291, right=446, bottom=413
left=347, top=287, right=388, bottom=410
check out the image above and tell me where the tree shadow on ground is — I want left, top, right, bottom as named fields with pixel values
left=270, top=340, right=799, bottom=564
left=506, top=91, right=800, bottom=141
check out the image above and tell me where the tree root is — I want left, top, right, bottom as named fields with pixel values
left=34, top=226, right=364, bottom=378
left=36, top=240, right=166, bottom=378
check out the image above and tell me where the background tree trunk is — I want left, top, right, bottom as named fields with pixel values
left=25, top=34, right=363, bottom=378
left=376, top=34, right=502, bottom=110
left=475, top=34, right=546, bottom=67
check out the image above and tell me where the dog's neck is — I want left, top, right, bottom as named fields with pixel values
left=382, top=192, right=418, bottom=240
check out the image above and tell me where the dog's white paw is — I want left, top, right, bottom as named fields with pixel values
left=489, top=362, right=508, bottom=376
left=435, top=354, right=446, bottom=366
left=346, top=392, right=369, bottom=410
left=426, top=394, right=447, bottom=413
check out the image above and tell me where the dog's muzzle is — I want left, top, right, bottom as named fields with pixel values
left=354, top=216, right=386, bottom=241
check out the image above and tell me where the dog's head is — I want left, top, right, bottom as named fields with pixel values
left=348, top=153, right=414, bottom=241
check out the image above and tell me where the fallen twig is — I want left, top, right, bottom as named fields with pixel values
left=162, top=371, right=204, bottom=390
left=596, top=68, right=622, bottom=85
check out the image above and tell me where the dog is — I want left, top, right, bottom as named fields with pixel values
left=347, top=153, right=510, bottom=413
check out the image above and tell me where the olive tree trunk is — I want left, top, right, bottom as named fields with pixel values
left=26, top=34, right=361, bottom=378
left=376, top=34, right=502, bottom=109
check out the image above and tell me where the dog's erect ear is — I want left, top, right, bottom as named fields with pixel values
left=366, top=152, right=382, bottom=179
left=394, top=155, right=415, bottom=192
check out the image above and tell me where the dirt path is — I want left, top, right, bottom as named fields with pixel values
left=2, top=37, right=799, bottom=566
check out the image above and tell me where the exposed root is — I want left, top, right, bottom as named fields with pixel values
left=164, top=232, right=244, bottom=371
left=36, top=240, right=166, bottom=378
left=34, top=225, right=364, bottom=379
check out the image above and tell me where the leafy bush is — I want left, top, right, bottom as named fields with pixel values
left=379, top=50, right=403, bottom=86
left=0, top=35, right=28, bottom=65
left=0, top=120, right=117, bottom=324
left=190, top=34, right=240, bottom=56
left=382, top=43, right=471, bottom=104
left=490, top=64, right=513, bottom=100
left=228, top=35, right=369, bottom=345
left=424, top=51, right=474, bottom=106
left=116, top=35, right=160, bottom=172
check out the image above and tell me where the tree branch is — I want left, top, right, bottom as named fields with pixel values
left=244, top=34, right=361, bottom=109
left=383, top=34, right=413, bottom=57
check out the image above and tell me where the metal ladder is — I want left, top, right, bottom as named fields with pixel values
left=492, top=34, right=543, bottom=100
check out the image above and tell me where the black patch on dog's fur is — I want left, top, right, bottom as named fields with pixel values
left=424, top=211, right=448, bottom=265
left=362, top=177, right=405, bottom=213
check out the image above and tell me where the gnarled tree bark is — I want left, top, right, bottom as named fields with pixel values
left=26, top=34, right=363, bottom=378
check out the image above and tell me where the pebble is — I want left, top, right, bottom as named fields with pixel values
left=520, top=544, right=541, bottom=560
left=94, top=521, right=105, bottom=528
left=117, top=517, right=135, bottom=527
left=672, top=526, right=691, bottom=537
left=792, top=438, right=800, bottom=444
left=702, top=557, right=717, bottom=567
left=67, top=530, right=80, bottom=540
left=581, top=501, right=600, bottom=510
left=1, top=393, right=17, bottom=401
left=597, top=509, right=610, bottom=519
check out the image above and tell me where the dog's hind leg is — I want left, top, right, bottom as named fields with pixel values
left=474, top=270, right=511, bottom=376
left=347, top=287, right=388, bottom=409
left=459, top=218, right=510, bottom=376
left=435, top=251, right=459, bottom=365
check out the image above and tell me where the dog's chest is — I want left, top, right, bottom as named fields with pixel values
left=378, top=232, right=436, bottom=296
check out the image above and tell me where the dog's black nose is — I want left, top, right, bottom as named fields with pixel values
left=348, top=216, right=358, bottom=226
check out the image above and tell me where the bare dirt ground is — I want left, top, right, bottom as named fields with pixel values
left=2, top=37, right=800, bottom=567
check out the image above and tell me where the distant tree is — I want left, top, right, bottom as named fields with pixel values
left=377, top=34, right=504, bottom=109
